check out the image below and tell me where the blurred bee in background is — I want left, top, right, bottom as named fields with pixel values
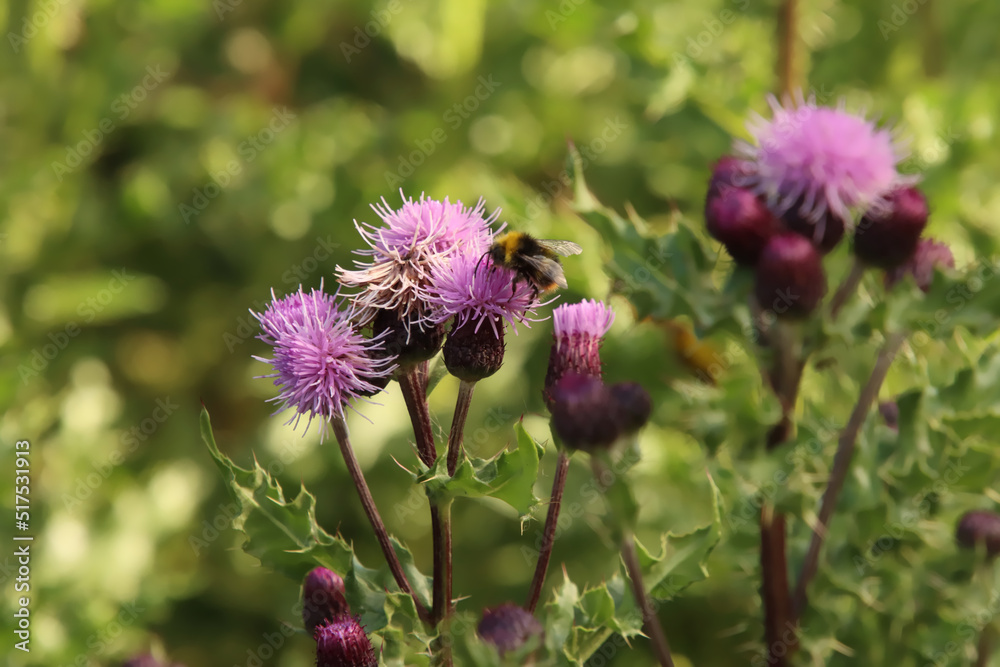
left=651, top=317, right=727, bottom=385
left=485, top=231, right=583, bottom=294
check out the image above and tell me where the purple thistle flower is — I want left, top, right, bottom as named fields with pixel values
left=737, top=94, right=908, bottom=238
left=314, top=615, right=377, bottom=667
left=423, top=244, right=545, bottom=338
left=478, top=603, right=544, bottom=656
left=251, top=283, right=394, bottom=438
left=543, top=299, right=615, bottom=407
left=885, top=237, right=954, bottom=293
left=336, top=191, right=498, bottom=328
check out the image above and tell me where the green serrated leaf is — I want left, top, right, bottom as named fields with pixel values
left=414, top=421, right=542, bottom=516
left=199, top=407, right=432, bottom=628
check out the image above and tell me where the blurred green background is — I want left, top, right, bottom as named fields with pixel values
left=3, top=0, right=1000, bottom=665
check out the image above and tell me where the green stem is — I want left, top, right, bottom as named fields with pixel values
left=829, top=258, right=866, bottom=321
left=446, top=380, right=477, bottom=476
left=792, top=330, right=907, bottom=620
left=331, top=417, right=431, bottom=625
left=525, top=450, right=570, bottom=613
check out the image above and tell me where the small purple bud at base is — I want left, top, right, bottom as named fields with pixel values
left=443, top=320, right=505, bottom=381
left=372, top=310, right=444, bottom=368
left=315, top=615, right=378, bottom=667
left=550, top=373, right=622, bottom=451
left=754, top=232, right=827, bottom=319
left=956, top=510, right=1000, bottom=558
left=854, top=186, right=928, bottom=269
left=302, top=567, right=349, bottom=635
left=608, top=382, right=652, bottom=434
left=478, top=603, right=544, bottom=656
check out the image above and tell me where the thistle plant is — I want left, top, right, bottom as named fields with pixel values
left=194, top=60, right=1000, bottom=667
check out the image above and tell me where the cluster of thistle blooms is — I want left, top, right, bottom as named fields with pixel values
left=704, top=94, right=954, bottom=316
left=250, top=193, right=654, bottom=662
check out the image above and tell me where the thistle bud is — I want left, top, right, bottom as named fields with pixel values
left=706, top=155, right=755, bottom=196
left=609, top=382, right=652, bottom=435
left=443, top=321, right=505, bottom=381
left=315, top=615, right=377, bottom=667
left=780, top=206, right=846, bottom=254
left=885, top=237, right=954, bottom=293
left=477, top=603, right=544, bottom=656
left=372, top=310, right=444, bottom=369
left=879, top=400, right=899, bottom=431
left=705, top=186, right=781, bottom=266
left=550, top=373, right=621, bottom=451
left=854, top=186, right=928, bottom=269
left=543, top=300, right=615, bottom=408
left=754, top=232, right=827, bottom=319
left=302, top=567, right=349, bottom=635
left=956, top=510, right=1000, bottom=558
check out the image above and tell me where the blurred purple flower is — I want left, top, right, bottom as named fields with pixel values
left=336, top=191, right=497, bottom=328
left=252, top=283, right=394, bottom=438
left=737, top=94, right=907, bottom=236
left=885, top=237, right=955, bottom=292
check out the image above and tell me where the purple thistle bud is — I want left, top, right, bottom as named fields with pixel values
left=544, top=300, right=615, bottom=408
left=737, top=94, right=908, bottom=231
left=854, top=186, right=929, bottom=269
left=885, top=237, right=954, bottom=293
left=251, top=283, right=396, bottom=439
left=956, top=510, right=1000, bottom=558
left=706, top=155, right=756, bottom=197
left=302, top=567, right=349, bottom=635
left=550, top=373, right=622, bottom=451
left=443, top=321, right=506, bottom=382
left=878, top=400, right=899, bottom=431
left=609, top=382, right=653, bottom=435
left=780, top=205, right=846, bottom=254
left=705, top=182, right=782, bottom=265
left=371, top=309, right=445, bottom=368
left=754, top=233, right=827, bottom=319
left=315, top=615, right=377, bottom=667
left=477, top=603, right=544, bottom=656
left=336, top=192, right=497, bottom=329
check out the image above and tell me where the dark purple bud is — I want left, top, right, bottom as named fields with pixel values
left=781, top=205, right=846, bottom=254
left=477, top=603, right=544, bottom=656
left=879, top=401, right=899, bottom=431
left=705, top=186, right=782, bottom=265
left=609, top=382, right=652, bottom=434
left=550, top=373, right=621, bottom=451
left=956, top=510, right=1000, bottom=558
left=315, top=615, right=377, bottom=667
left=443, top=319, right=505, bottom=381
left=303, top=567, right=349, bottom=635
left=706, top=155, right=755, bottom=197
left=754, top=232, right=827, bottom=319
left=372, top=310, right=444, bottom=369
left=854, top=187, right=929, bottom=269
left=886, top=237, right=954, bottom=293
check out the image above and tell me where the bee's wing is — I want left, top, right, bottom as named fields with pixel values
left=521, top=253, right=568, bottom=289
left=536, top=239, right=583, bottom=257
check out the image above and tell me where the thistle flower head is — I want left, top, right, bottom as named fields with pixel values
left=423, top=243, right=545, bottom=338
left=302, top=567, right=349, bottom=635
left=737, top=94, right=907, bottom=236
left=252, top=283, right=395, bottom=438
left=314, top=615, right=377, bottom=667
left=336, top=191, right=497, bottom=328
left=477, top=603, right=544, bottom=656
left=956, top=510, right=1000, bottom=558
left=543, top=300, right=615, bottom=406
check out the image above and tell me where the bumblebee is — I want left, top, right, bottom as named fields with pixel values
left=486, top=231, right=583, bottom=293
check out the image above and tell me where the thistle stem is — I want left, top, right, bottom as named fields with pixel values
left=777, top=0, right=798, bottom=96
left=446, top=380, right=477, bottom=476
left=525, top=450, right=570, bottom=613
left=977, top=625, right=993, bottom=667
left=622, top=533, right=675, bottom=667
left=331, top=417, right=431, bottom=625
left=397, top=363, right=451, bottom=634
left=829, top=258, right=866, bottom=321
left=760, top=506, right=796, bottom=666
left=792, top=330, right=906, bottom=620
